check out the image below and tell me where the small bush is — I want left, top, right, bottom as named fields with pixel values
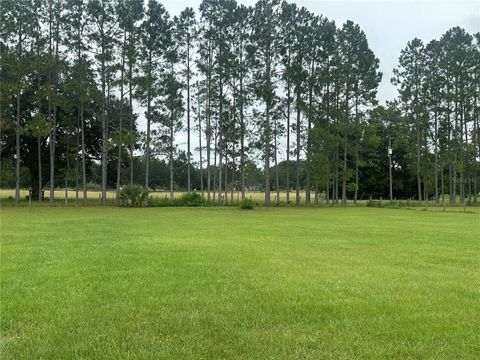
left=119, top=184, right=148, bottom=207
left=148, top=192, right=208, bottom=207
left=239, top=198, right=255, bottom=210
left=178, top=192, right=207, bottom=206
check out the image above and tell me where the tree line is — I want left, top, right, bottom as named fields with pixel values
left=1, top=0, right=479, bottom=206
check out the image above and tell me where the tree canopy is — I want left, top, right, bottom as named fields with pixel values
left=1, top=0, right=479, bottom=206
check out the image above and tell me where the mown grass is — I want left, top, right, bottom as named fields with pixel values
left=1, top=207, right=479, bottom=359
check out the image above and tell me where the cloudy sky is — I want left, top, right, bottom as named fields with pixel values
left=162, top=0, right=480, bottom=104
left=140, top=1, right=480, bottom=159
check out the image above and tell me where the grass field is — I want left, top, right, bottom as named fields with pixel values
left=1, top=207, right=479, bottom=359
left=0, top=188, right=311, bottom=204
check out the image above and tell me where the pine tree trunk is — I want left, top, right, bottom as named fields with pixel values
left=475, top=85, right=479, bottom=204
left=15, top=29, right=23, bottom=205
left=75, top=112, right=80, bottom=206
left=15, top=89, right=21, bottom=204
left=447, top=98, right=454, bottom=205
left=213, top=135, right=217, bottom=202
left=354, top=98, right=359, bottom=204
left=265, top=101, right=271, bottom=207
left=463, top=104, right=468, bottom=206
left=474, top=109, right=478, bottom=204
left=186, top=36, right=191, bottom=193
left=129, top=31, right=134, bottom=185
left=264, top=52, right=272, bottom=208
left=460, top=102, right=465, bottom=206
left=434, top=111, right=439, bottom=204
left=231, top=144, right=235, bottom=203
left=354, top=142, right=359, bottom=203
left=416, top=115, right=422, bottom=202
left=65, top=177, right=68, bottom=206
left=199, top=94, right=204, bottom=195
left=335, top=143, right=339, bottom=203
left=75, top=162, right=79, bottom=206
left=224, top=151, right=228, bottom=205
left=206, top=44, right=212, bottom=201
left=305, top=60, right=314, bottom=206
left=240, top=62, right=245, bottom=200
left=424, top=174, right=428, bottom=206
left=101, top=53, right=107, bottom=205
left=441, top=160, right=445, bottom=206
left=295, top=82, right=301, bottom=205
left=468, top=177, right=472, bottom=204
left=145, top=52, right=152, bottom=191
left=80, top=98, right=87, bottom=204
left=75, top=32, right=87, bottom=204
left=334, top=93, right=339, bottom=204
left=48, top=6, right=55, bottom=206
left=342, top=140, right=347, bottom=206
left=286, top=80, right=291, bottom=203
left=170, top=116, right=174, bottom=200
left=274, top=117, right=279, bottom=205
left=38, top=136, right=42, bottom=202
left=49, top=107, right=56, bottom=205
left=65, top=143, right=70, bottom=206
left=117, top=30, right=126, bottom=203
left=218, top=76, right=223, bottom=205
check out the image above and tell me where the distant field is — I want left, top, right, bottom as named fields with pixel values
left=0, top=188, right=473, bottom=206
left=1, top=207, right=479, bottom=359
left=0, top=188, right=316, bottom=206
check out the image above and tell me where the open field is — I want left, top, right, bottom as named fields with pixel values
left=1, top=207, right=479, bottom=359
left=0, top=188, right=310, bottom=203
left=0, top=188, right=474, bottom=207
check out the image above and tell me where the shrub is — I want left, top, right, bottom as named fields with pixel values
left=239, top=198, right=255, bottom=210
left=148, top=192, right=208, bottom=207
left=177, top=192, right=207, bottom=206
left=178, top=192, right=207, bottom=206
left=119, top=184, right=148, bottom=207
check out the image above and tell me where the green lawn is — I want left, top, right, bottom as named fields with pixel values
left=1, top=207, right=479, bottom=359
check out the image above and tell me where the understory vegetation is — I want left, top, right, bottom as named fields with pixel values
left=119, top=184, right=149, bottom=207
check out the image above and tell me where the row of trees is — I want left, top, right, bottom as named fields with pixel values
left=1, top=0, right=479, bottom=206
left=393, top=29, right=480, bottom=205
